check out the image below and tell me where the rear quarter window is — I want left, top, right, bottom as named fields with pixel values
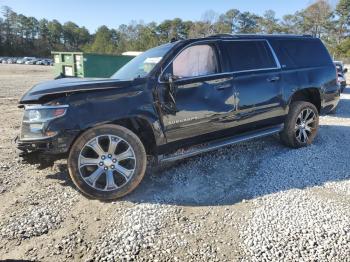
left=270, top=38, right=332, bottom=69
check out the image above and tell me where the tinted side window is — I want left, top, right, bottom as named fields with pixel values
left=270, top=39, right=332, bottom=69
left=172, top=44, right=219, bottom=78
left=224, top=41, right=277, bottom=72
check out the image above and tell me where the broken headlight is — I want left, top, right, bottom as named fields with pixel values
left=21, top=105, right=68, bottom=140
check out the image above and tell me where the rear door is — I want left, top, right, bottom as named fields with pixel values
left=222, top=39, right=284, bottom=127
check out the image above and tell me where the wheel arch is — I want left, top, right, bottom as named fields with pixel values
left=67, top=115, right=161, bottom=157
left=288, top=88, right=321, bottom=113
left=109, top=116, right=158, bottom=155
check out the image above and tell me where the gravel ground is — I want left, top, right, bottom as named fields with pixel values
left=0, top=64, right=349, bottom=261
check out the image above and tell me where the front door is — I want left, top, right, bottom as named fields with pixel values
left=158, top=42, right=237, bottom=142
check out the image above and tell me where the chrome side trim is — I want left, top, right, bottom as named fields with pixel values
left=173, top=73, right=234, bottom=83
left=238, top=103, right=281, bottom=114
left=228, top=67, right=279, bottom=74
left=24, top=104, right=69, bottom=110
left=266, top=40, right=282, bottom=69
left=18, top=135, right=58, bottom=142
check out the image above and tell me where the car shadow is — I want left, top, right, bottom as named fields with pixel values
left=46, top=93, right=350, bottom=206
left=46, top=164, right=75, bottom=187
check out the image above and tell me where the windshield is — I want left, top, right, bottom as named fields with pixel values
left=111, top=43, right=175, bottom=80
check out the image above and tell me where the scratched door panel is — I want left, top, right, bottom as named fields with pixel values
left=233, top=70, right=284, bottom=126
left=163, top=73, right=236, bottom=142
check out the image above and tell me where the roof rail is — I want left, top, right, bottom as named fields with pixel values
left=208, top=34, right=235, bottom=38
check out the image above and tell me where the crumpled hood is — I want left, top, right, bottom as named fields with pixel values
left=19, top=77, right=136, bottom=103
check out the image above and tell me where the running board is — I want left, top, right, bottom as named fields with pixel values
left=158, top=124, right=283, bottom=163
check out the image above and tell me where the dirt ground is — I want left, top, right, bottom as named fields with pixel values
left=0, top=64, right=349, bottom=261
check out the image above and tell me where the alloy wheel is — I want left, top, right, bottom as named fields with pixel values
left=78, top=135, right=136, bottom=191
left=295, top=108, right=317, bottom=143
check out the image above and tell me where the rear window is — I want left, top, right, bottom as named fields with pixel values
left=223, top=40, right=277, bottom=72
left=270, top=38, right=332, bottom=69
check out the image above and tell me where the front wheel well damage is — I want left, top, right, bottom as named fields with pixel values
left=68, top=118, right=157, bottom=157
left=110, top=117, right=157, bottom=155
left=289, top=88, right=321, bottom=113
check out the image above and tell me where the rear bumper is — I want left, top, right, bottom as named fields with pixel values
left=340, top=81, right=346, bottom=92
left=321, top=84, right=341, bottom=114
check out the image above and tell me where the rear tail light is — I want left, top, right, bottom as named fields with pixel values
left=336, top=66, right=340, bottom=84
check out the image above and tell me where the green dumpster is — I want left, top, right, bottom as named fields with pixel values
left=52, top=52, right=136, bottom=78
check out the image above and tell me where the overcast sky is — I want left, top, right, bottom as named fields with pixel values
left=0, top=0, right=340, bottom=33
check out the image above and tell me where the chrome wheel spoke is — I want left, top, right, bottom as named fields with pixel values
left=87, top=138, right=105, bottom=156
left=105, top=170, right=118, bottom=190
left=116, top=146, right=135, bottom=161
left=108, top=135, right=119, bottom=155
left=304, top=109, right=311, bottom=121
left=85, top=168, right=104, bottom=186
left=305, top=125, right=312, bottom=133
left=115, top=164, right=133, bottom=180
left=79, top=156, right=100, bottom=167
left=299, top=129, right=304, bottom=142
left=297, top=113, right=303, bottom=122
left=302, top=129, right=308, bottom=142
left=305, top=117, right=315, bottom=126
left=296, top=129, right=302, bottom=140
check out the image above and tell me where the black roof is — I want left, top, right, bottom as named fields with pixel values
left=207, top=33, right=314, bottom=39
left=173, top=34, right=316, bottom=45
left=171, top=34, right=317, bottom=47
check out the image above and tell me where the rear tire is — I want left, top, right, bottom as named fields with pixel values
left=68, top=124, right=147, bottom=200
left=340, top=85, right=345, bottom=93
left=280, top=101, right=319, bottom=148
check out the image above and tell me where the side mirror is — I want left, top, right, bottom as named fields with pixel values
left=344, top=68, right=348, bottom=74
left=164, top=73, right=180, bottom=82
left=162, top=73, right=178, bottom=114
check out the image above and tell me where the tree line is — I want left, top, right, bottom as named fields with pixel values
left=0, top=0, right=349, bottom=61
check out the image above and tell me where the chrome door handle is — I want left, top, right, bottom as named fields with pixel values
left=216, top=84, right=231, bottom=91
left=267, top=76, right=280, bottom=82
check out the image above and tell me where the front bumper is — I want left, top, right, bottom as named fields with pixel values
left=15, top=131, right=79, bottom=166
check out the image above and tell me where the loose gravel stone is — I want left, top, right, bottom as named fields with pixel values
left=89, top=203, right=181, bottom=261
left=0, top=184, right=78, bottom=240
left=240, top=190, right=350, bottom=261
left=239, top=92, right=350, bottom=261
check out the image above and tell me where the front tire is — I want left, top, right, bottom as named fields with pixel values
left=280, top=101, right=319, bottom=148
left=68, top=124, right=147, bottom=200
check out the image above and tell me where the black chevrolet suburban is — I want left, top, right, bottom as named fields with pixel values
left=17, top=34, right=340, bottom=200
